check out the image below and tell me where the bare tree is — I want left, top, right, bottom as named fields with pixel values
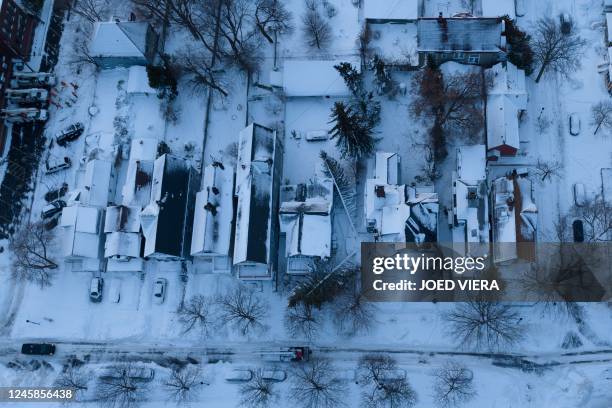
left=289, top=358, right=347, bottom=408
left=444, top=301, right=524, bottom=350
left=164, top=366, right=206, bottom=405
left=571, top=195, right=612, bottom=242
left=255, top=0, right=294, bottom=43
left=9, top=222, right=57, bottom=287
left=535, top=158, right=562, bottom=182
left=72, top=0, right=110, bottom=23
left=177, top=295, right=216, bottom=336
left=432, top=362, right=476, bottom=408
left=532, top=17, right=586, bottom=82
left=301, top=6, right=331, bottom=49
left=217, top=285, right=269, bottom=336
left=96, top=364, right=150, bottom=408
left=217, top=0, right=264, bottom=73
left=591, top=100, right=612, bottom=135
left=174, top=47, right=228, bottom=97
left=358, top=354, right=418, bottom=408
left=55, top=366, right=91, bottom=401
left=239, top=370, right=279, bottom=408
left=333, top=290, right=377, bottom=336
left=285, top=303, right=320, bottom=340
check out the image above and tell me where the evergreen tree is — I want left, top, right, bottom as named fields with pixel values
left=334, top=62, right=363, bottom=96
left=328, top=101, right=375, bottom=159
left=372, top=55, right=393, bottom=95
left=503, top=16, right=534, bottom=75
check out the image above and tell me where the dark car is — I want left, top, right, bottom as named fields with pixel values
left=44, top=183, right=68, bottom=202
left=90, top=277, right=104, bottom=302
left=55, top=122, right=84, bottom=146
left=573, top=219, right=584, bottom=242
left=41, top=199, right=66, bottom=219
left=21, top=343, right=56, bottom=355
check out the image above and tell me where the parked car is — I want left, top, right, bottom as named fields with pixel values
left=261, top=369, right=287, bottom=382
left=569, top=113, right=580, bottom=136
left=90, top=277, right=104, bottom=302
left=128, top=367, right=155, bottom=382
left=153, top=278, right=167, bottom=304
left=45, top=156, right=71, bottom=174
left=55, top=122, right=84, bottom=146
left=573, top=183, right=586, bottom=206
left=573, top=219, right=584, bottom=242
left=41, top=199, right=66, bottom=219
left=44, top=183, right=68, bottom=202
left=225, top=368, right=253, bottom=383
left=21, top=343, right=56, bottom=355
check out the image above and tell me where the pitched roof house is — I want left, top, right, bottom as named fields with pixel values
left=90, top=22, right=160, bottom=69
left=233, top=124, right=283, bottom=280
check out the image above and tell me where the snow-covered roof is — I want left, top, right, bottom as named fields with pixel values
left=82, top=159, right=112, bottom=207
left=104, top=205, right=140, bottom=233
left=104, top=232, right=141, bottom=258
left=233, top=124, right=278, bottom=274
left=191, top=163, right=234, bottom=257
left=487, top=62, right=527, bottom=108
left=127, top=66, right=156, bottom=94
left=279, top=177, right=333, bottom=259
left=141, top=154, right=197, bottom=258
left=368, top=22, right=419, bottom=66
left=481, top=0, right=515, bottom=18
left=417, top=18, right=504, bottom=52
left=60, top=205, right=103, bottom=259
left=486, top=94, right=520, bottom=150
left=90, top=22, right=149, bottom=58
left=363, top=0, right=419, bottom=21
left=283, top=58, right=360, bottom=97
left=103, top=205, right=141, bottom=259
left=405, top=202, right=439, bottom=244
left=456, top=145, right=486, bottom=183
left=375, top=152, right=400, bottom=185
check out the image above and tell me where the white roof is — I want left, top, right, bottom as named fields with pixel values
left=127, top=66, right=156, bottom=94
left=104, top=205, right=141, bottom=233
left=487, top=62, right=527, bottom=108
left=191, top=164, right=234, bottom=257
left=283, top=59, right=360, bottom=97
left=486, top=94, right=520, bottom=150
left=363, top=0, right=419, bottom=20
left=481, top=0, right=515, bottom=18
left=82, top=160, right=112, bottom=207
left=381, top=204, right=411, bottom=235
left=89, top=22, right=146, bottom=58
left=60, top=205, right=102, bottom=259
left=141, top=155, right=165, bottom=257
left=456, top=145, right=486, bottom=183
left=280, top=213, right=332, bottom=258
left=104, top=231, right=140, bottom=258
left=375, top=152, right=400, bottom=184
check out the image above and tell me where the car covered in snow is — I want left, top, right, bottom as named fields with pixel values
left=573, top=183, right=586, bottom=206
left=55, top=122, right=84, bottom=146
left=90, top=277, right=104, bottom=302
left=569, top=113, right=580, bottom=136
left=21, top=343, right=56, bottom=355
left=41, top=199, right=66, bottom=219
left=261, top=368, right=287, bottom=382
left=44, top=182, right=68, bottom=202
left=153, top=278, right=167, bottom=304
left=225, top=368, right=253, bottom=383
left=45, top=156, right=71, bottom=174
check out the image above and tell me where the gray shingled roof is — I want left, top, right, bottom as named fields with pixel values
left=417, top=18, right=503, bottom=52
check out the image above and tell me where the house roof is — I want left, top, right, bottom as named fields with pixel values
left=82, top=159, right=112, bottom=207
left=233, top=124, right=277, bottom=267
left=191, top=163, right=235, bottom=257
left=104, top=231, right=140, bottom=258
left=456, top=145, right=486, bottom=183
left=486, top=94, right=520, bottom=150
left=375, top=152, right=400, bottom=185
left=60, top=205, right=102, bottom=259
left=90, top=22, right=149, bottom=58
left=487, top=62, right=527, bottom=109
left=141, top=154, right=196, bottom=258
left=104, top=205, right=140, bottom=233
left=417, top=18, right=504, bottom=52
left=283, top=58, right=360, bottom=97
left=363, top=0, right=419, bottom=20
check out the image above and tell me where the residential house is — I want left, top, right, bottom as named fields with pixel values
left=417, top=16, right=506, bottom=66
left=233, top=123, right=283, bottom=280
left=190, top=161, right=235, bottom=273
left=451, top=145, right=489, bottom=257
left=104, top=205, right=143, bottom=272
left=81, top=159, right=114, bottom=208
left=60, top=205, right=105, bottom=271
left=140, top=154, right=199, bottom=259
left=485, top=61, right=527, bottom=158
left=89, top=21, right=160, bottom=69
left=279, top=171, right=333, bottom=274
left=122, top=137, right=156, bottom=208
